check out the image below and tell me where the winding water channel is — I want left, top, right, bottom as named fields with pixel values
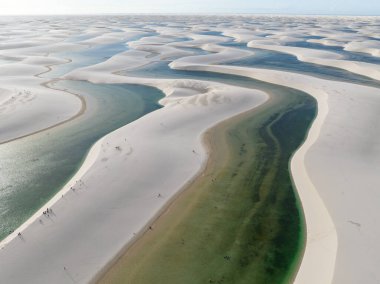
left=1, top=29, right=379, bottom=283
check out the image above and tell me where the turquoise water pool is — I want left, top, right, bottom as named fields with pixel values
left=0, top=81, right=163, bottom=240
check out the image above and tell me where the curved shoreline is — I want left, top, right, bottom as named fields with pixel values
left=0, top=72, right=266, bottom=283
left=0, top=60, right=87, bottom=242
left=97, top=81, right=314, bottom=283
left=0, top=17, right=380, bottom=284
left=0, top=81, right=164, bottom=245
left=0, top=58, right=84, bottom=146
left=0, top=81, right=86, bottom=146
left=169, top=62, right=339, bottom=284
left=247, top=42, right=380, bottom=81
left=0, top=59, right=336, bottom=282
left=0, top=117, right=98, bottom=248
left=93, top=108, right=251, bottom=284
left=88, top=119, right=214, bottom=284
left=290, top=82, right=337, bottom=284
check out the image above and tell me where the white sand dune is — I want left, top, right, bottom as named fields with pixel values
left=0, top=26, right=155, bottom=144
left=151, top=26, right=188, bottom=37
left=308, top=38, right=346, bottom=47
left=344, top=40, right=380, bottom=57
left=21, top=56, right=69, bottom=66
left=129, top=43, right=194, bottom=60
left=307, top=38, right=380, bottom=58
left=63, top=38, right=252, bottom=78
left=63, top=49, right=153, bottom=75
left=130, top=35, right=181, bottom=45
left=248, top=41, right=344, bottom=60
left=0, top=62, right=82, bottom=143
left=170, top=33, right=230, bottom=48
left=0, top=24, right=83, bottom=143
left=0, top=42, right=87, bottom=57
left=219, top=28, right=259, bottom=43
left=81, top=31, right=148, bottom=45
left=173, top=44, right=252, bottom=65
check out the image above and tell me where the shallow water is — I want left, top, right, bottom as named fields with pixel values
left=0, top=81, right=163, bottom=240
left=1, top=24, right=377, bottom=282
left=46, top=43, right=130, bottom=78
left=101, top=56, right=316, bottom=284
left=47, top=32, right=157, bottom=78
left=0, top=31, right=198, bottom=241
left=196, top=31, right=224, bottom=36
left=220, top=41, right=380, bottom=88
left=0, top=38, right=316, bottom=244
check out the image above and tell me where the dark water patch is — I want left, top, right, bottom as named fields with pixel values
left=368, top=36, right=380, bottom=41
left=285, top=41, right=380, bottom=65
left=337, top=27, right=358, bottom=33
left=123, top=48, right=380, bottom=90
left=303, top=35, right=324, bottom=40
left=226, top=48, right=380, bottom=88
left=220, top=41, right=248, bottom=48
left=196, top=31, right=224, bottom=36
left=232, top=92, right=316, bottom=283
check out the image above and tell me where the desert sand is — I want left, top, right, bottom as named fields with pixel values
left=1, top=15, right=380, bottom=284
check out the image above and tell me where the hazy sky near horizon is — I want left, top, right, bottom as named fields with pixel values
left=0, top=0, right=379, bottom=15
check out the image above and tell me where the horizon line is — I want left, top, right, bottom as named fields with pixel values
left=0, top=12, right=380, bottom=17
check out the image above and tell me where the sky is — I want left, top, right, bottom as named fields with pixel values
left=0, top=0, right=379, bottom=16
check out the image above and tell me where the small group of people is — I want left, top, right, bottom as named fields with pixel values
left=43, top=208, right=50, bottom=215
